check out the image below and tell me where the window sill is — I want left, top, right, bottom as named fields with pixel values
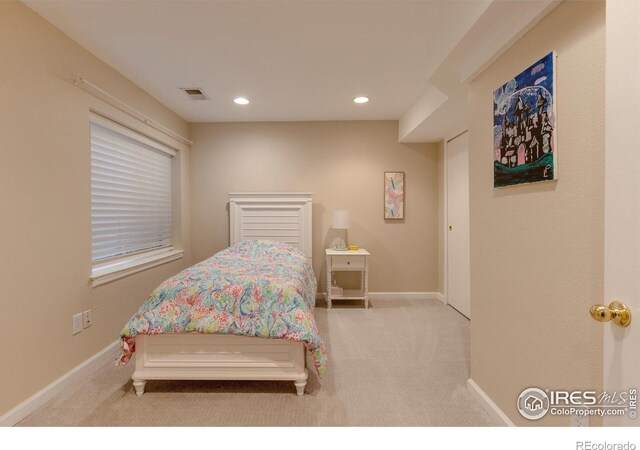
left=91, top=249, right=184, bottom=287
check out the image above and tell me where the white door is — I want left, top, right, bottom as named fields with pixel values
left=602, top=0, right=640, bottom=426
left=447, top=131, right=471, bottom=318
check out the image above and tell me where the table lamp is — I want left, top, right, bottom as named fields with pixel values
left=332, top=210, right=350, bottom=251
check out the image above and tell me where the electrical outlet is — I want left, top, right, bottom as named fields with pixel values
left=83, top=309, right=92, bottom=329
left=72, top=313, right=83, bottom=335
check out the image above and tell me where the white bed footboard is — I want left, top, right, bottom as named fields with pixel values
left=132, top=334, right=308, bottom=396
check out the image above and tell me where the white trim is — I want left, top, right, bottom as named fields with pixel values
left=91, top=249, right=184, bottom=287
left=467, top=378, right=516, bottom=426
left=0, top=340, right=120, bottom=427
left=90, top=111, right=177, bottom=156
left=443, top=138, right=449, bottom=307
left=316, top=292, right=444, bottom=304
left=74, top=75, right=193, bottom=146
left=368, top=292, right=444, bottom=302
left=443, top=129, right=468, bottom=309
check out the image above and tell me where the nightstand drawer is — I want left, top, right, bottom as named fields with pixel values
left=332, top=255, right=365, bottom=270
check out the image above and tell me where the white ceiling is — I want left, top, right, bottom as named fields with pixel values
left=25, top=0, right=490, bottom=123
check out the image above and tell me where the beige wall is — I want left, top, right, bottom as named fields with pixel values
left=189, top=121, right=439, bottom=293
left=0, top=2, right=191, bottom=417
left=468, top=1, right=605, bottom=425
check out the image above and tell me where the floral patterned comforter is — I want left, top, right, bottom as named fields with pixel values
left=118, top=240, right=327, bottom=376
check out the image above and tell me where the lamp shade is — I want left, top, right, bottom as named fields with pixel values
left=332, top=210, right=350, bottom=229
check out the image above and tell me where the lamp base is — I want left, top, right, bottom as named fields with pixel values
left=333, top=236, right=348, bottom=251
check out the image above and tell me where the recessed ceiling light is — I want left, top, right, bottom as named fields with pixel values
left=353, top=96, right=369, bottom=104
left=234, top=97, right=250, bottom=105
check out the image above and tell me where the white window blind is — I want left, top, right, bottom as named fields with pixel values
left=90, top=115, right=175, bottom=264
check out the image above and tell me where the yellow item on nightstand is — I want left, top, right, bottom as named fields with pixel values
left=348, top=245, right=359, bottom=251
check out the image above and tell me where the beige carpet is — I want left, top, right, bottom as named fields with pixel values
left=17, top=299, right=494, bottom=426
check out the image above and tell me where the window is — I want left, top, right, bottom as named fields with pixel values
left=90, top=113, right=181, bottom=285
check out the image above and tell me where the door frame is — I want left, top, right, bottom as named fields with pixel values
left=443, top=128, right=469, bottom=309
left=602, top=0, right=639, bottom=426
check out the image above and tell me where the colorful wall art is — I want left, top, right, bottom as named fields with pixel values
left=384, top=171, right=404, bottom=219
left=494, top=51, right=557, bottom=187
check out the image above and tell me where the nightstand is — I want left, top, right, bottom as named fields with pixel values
left=325, top=248, right=370, bottom=309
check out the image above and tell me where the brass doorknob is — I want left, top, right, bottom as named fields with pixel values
left=590, top=301, right=632, bottom=327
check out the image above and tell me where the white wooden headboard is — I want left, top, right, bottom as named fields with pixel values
left=229, top=192, right=313, bottom=259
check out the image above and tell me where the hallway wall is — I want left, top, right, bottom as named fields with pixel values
left=467, top=0, right=605, bottom=425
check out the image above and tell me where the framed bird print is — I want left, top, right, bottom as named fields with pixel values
left=384, top=171, right=405, bottom=220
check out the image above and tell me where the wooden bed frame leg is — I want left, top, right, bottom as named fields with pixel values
left=133, top=379, right=146, bottom=397
left=294, top=369, right=309, bottom=396
left=294, top=379, right=307, bottom=396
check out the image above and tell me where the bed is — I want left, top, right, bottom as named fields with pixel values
left=118, top=192, right=325, bottom=396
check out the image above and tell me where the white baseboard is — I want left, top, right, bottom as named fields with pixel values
left=368, top=292, right=445, bottom=303
left=316, top=291, right=445, bottom=304
left=0, top=340, right=120, bottom=427
left=467, top=378, right=516, bottom=426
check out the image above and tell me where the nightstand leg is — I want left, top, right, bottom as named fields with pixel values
left=364, top=259, right=369, bottom=309
left=326, top=255, right=332, bottom=310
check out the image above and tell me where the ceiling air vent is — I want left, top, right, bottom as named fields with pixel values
left=181, top=88, right=208, bottom=100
